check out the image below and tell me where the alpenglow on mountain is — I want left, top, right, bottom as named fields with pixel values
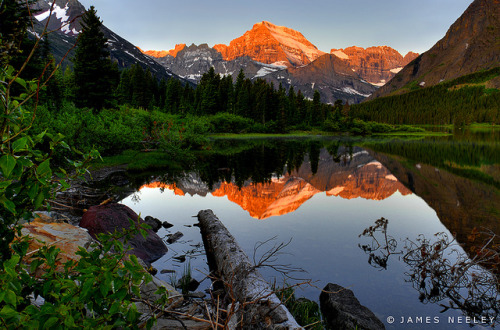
left=143, top=21, right=418, bottom=104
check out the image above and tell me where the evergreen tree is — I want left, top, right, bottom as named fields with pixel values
left=0, top=0, right=43, bottom=87
left=39, top=36, right=63, bottom=110
left=309, top=90, right=322, bottom=126
left=0, top=0, right=33, bottom=66
left=72, top=6, right=119, bottom=111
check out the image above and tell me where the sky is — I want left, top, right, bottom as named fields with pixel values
left=78, top=0, right=474, bottom=56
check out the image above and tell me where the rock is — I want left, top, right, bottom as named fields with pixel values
left=21, top=220, right=94, bottom=272
left=320, top=283, right=385, bottom=330
left=136, top=276, right=185, bottom=328
left=214, top=21, right=324, bottom=67
left=80, top=203, right=168, bottom=263
left=153, top=318, right=211, bottom=330
left=144, top=216, right=162, bottom=232
left=186, top=291, right=205, bottom=299
left=34, top=212, right=68, bottom=223
left=187, top=278, right=200, bottom=292
left=177, top=278, right=200, bottom=292
left=172, top=255, right=186, bottom=263
left=166, top=231, right=183, bottom=244
left=330, top=46, right=418, bottom=85
left=160, top=269, right=176, bottom=274
left=162, top=221, right=174, bottom=229
left=140, top=276, right=183, bottom=308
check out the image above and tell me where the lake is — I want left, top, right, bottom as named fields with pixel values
left=117, top=133, right=499, bottom=329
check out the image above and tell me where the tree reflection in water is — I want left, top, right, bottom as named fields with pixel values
left=359, top=218, right=500, bottom=324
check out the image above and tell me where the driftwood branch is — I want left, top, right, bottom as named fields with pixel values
left=197, top=209, right=301, bottom=329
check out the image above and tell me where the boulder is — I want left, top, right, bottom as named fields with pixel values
left=144, top=216, right=162, bottom=232
left=21, top=220, right=94, bottom=272
left=80, top=203, right=168, bottom=263
left=320, top=283, right=385, bottom=330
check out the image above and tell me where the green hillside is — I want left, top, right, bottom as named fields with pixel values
left=351, top=67, right=500, bottom=125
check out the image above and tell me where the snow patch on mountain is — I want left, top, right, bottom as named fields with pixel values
left=34, top=1, right=80, bottom=35
left=342, top=87, right=372, bottom=97
left=390, top=67, right=403, bottom=74
left=332, top=50, right=349, bottom=60
left=255, top=67, right=278, bottom=78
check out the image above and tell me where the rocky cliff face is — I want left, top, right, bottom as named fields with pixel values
left=141, top=44, right=186, bottom=58
left=152, top=43, right=285, bottom=84
left=214, top=21, right=325, bottom=67
left=263, top=54, right=377, bottom=104
left=330, top=46, right=419, bottom=86
left=372, top=0, right=500, bottom=98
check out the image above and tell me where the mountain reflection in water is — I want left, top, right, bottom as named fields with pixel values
left=139, top=147, right=412, bottom=219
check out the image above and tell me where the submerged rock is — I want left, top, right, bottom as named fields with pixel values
left=320, top=283, right=385, bottom=330
left=162, top=221, right=174, bottom=229
left=80, top=203, right=168, bottom=263
left=166, top=231, right=184, bottom=244
left=144, top=215, right=162, bottom=232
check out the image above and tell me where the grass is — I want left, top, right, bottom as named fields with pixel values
left=210, top=130, right=337, bottom=139
left=92, top=149, right=187, bottom=172
left=177, top=262, right=193, bottom=295
left=373, top=131, right=452, bottom=137
left=274, top=284, right=323, bottom=329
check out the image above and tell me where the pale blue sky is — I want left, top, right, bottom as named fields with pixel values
left=78, top=0, right=473, bottom=56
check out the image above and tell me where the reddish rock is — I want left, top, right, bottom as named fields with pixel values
left=140, top=44, right=186, bottom=58
left=80, top=203, right=167, bottom=263
left=214, top=21, right=325, bottom=67
left=21, top=220, right=93, bottom=273
left=403, top=51, right=419, bottom=64
left=330, top=46, right=419, bottom=86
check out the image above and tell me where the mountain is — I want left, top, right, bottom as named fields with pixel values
left=140, top=44, right=187, bottom=58
left=213, top=21, right=325, bottom=67
left=330, top=46, right=419, bottom=86
left=371, top=0, right=500, bottom=98
left=151, top=43, right=285, bottom=84
left=31, top=0, right=184, bottom=81
left=262, top=54, right=377, bottom=104
left=139, top=148, right=411, bottom=219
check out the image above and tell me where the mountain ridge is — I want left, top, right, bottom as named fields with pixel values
left=213, top=21, right=325, bottom=68
left=32, top=0, right=187, bottom=82
left=371, top=0, right=500, bottom=98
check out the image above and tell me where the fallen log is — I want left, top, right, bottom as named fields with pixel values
left=197, top=209, right=301, bottom=329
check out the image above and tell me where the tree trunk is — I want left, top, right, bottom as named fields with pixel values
left=197, top=209, right=301, bottom=329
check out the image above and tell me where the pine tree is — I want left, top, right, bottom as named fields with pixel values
left=72, top=6, right=119, bottom=111
left=39, top=35, right=63, bottom=110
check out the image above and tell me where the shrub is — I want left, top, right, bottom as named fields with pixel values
left=207, top=113, right=254, bottom=133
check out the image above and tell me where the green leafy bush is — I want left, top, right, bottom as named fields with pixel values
left=0, top=223, right=165, bottom=329
left=207, top=113, right=254, bottom=133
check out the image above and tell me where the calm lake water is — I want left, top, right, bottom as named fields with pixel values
left=118, top=133, right=499, bottom=329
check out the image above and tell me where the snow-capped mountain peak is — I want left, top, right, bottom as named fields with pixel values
left=33, top=0, right=84, bottom=36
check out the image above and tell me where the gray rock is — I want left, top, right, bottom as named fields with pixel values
left=145, top=216, right=162, bottom=232
left=166, top=231, right=184, bottom=244
left=162, top=221, right=174, bottom=229
left=320, top=283, right=385, bottom=330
